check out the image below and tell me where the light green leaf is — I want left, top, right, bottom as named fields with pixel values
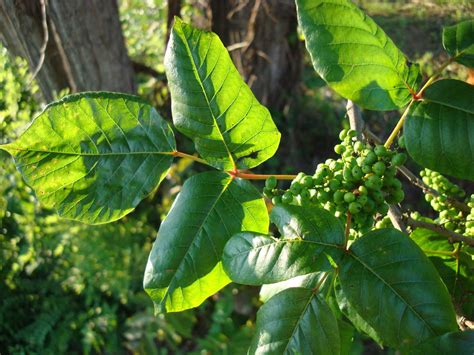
left=407, top=330, right=474, bottom=354
left=260, top=272, right=322, bottom=303
left=249, top=287, right=340, bottom=354
left=165, top=18, right=280, bottom=170
left=0, top=92, right=175, bottom=224
left=443, top=20, right=474, bottom=68
left=339, top=228, right=458, bottom=348
left=222, top=205, right=344, bottom=285
left=404, top=79, right=474, bottom=181
left=143, top=171, right=268, bottom=313
left=296, top=0, right=420, bottom=111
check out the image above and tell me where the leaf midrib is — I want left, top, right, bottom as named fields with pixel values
left=177, top=24, right=236, bottom=169
left=162, top=175, right=234, bottom=309
left=1, top=145, right=174, bottom=157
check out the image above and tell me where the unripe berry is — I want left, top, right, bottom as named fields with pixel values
left=265, top=176, right=277, bottom=189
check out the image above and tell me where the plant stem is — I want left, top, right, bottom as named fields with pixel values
left=422, top=249, right=457, bottom=257
left=384, top=99, right=414, bottom=149
left=405, top=216, right=474, bottom=247
left=231, top=171, right=297, bottom=180
left=417, top=57, right=454, bottom=97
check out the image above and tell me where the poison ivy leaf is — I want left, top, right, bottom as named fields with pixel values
left=165, top=18, right=280, bottom=171
left=296, top=0, right=420, bottom=110
left=0, top=92, right=175, bottom=224
left=339, top=228, right=458, bottom=348
left=411, top=228, right=474, bottom=316
left=249, top=287, right=340, bottom=354
left=443, top=20, right=474, bottom=68
left=260, top=272, right=322, bottom=303
left=334, top=281, right=384, bottom=345
left=222, top=205, right=344, bottom=285
left=143, top=171, right=268, bottom=313
left=404, top=79, right=474, bottom=181
left=406, top=330, right=474, bottom=354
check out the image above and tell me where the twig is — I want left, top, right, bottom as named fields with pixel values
left=405, top=217, right=474, bottom=247
left=388, top=205, right=407, bottom=233
left=346, top=100, right=364, bottom=141
left=29, top=0, right=48, bottom=84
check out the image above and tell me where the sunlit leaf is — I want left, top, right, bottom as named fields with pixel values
left=1, top=92, right=175, bottom=224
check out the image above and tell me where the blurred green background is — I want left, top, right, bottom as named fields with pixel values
left=1, top=0, right=472, bottom=353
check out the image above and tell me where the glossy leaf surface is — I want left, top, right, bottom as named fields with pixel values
left=223, top=205, right=344, bottom=285
left=443, top=20, right=474, bottom=67
left=405, top=79, right=474, bottom=181
left=249, top=287, right=340, bottom=354
left=143, top=171, right=268, bottom=313
left=165, top=18, right=280, bottom=170
left=339, top=228, right=458, bottom=348
left=0, top=92, right=175, bottom=224
left=296, top=0, right=420, bottom=110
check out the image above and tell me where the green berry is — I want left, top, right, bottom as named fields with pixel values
left=391, top=153, right=407, bottom=167
left=328, top=179, right=341, bottom=191
left=398, top=135, right=406, bottom=148
left=365, top=175, right=382, bottom=190
left=265, top=176, right=277, bottom=189
left=349, top=202, right=362, bottom=214
left=290, top=182, right=302, bottom=194
left=372, top=161, right=386, bottom=175
left=362, top=164, right=372, bottom=174
left=339, top=129, right=348, bottom=140
left=282, top=192, right=293, bottom=204
left=357, top=195, right=368, bottom=206
left=333, top=191, right=345, bottom=204
left=302, top=175, right=314, bottom=188
left=374, top=145, right=387, bottom=157
left=347, top=129, right=357, bottom=138
left=344, top=192, right=356, bottom=203
left=272, top=196, right=282, bottom=205
left=351, top=166, right=363, bottom=180
left=358, top=186, right=368, bottom=195
left=364, top=151, right=377, bottom=165
left=334, top=144, right=345, bottom=155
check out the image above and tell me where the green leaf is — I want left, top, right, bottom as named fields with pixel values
left=249, top=287, right=340, bottom=354
left=0, top=92, right=175, bottom=224
left=411, top=228, right=474, bottom=316
left=165, top=18, right=280, bottom=170
left=296, top=0, right=420, bottom=111
left=339, top=228, right=458, bottom=348
left=404, top=79, right=474, bottom=181
left=334, top=281, right=384, bottom=345
left=406, top=330, right=474, bottom=354
left=260, top=272, right=322, bottom=303
left=443, top=20, right=474, bottom=68
left=143, top=171, right=268, bottom=313
left=222, top=205, right=344, bottom=285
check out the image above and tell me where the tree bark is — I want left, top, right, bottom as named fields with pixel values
left=210, top=0, right=302, bottom=109
left=0, top=0, right=135, bottom=102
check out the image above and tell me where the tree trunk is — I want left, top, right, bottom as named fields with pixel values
left=0, top=0, right=135, bottom=102
left=210, top=0, right=302, bottom=109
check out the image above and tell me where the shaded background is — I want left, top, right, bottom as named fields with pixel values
left=0, top=0, right=472, bottom=353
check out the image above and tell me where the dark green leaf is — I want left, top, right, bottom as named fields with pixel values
left=260, top=272, right=322, bottom=303
left=0, top=92, right=175, bottom=224
left=407, top=330, right=474, bottom=354
left=339, top=228, right=458, bottom=348
left=165, top=18, right=280, bottom=170
left=296, top=0, right=420, bottom=110
left=143, top=171, right=268, bottom=313
left=411, top=228, right=474, bottom=316
left=335, top=281, right=384, bottom=345
left=249, top=287, right=340, bottom=354
left=222, top=205, right=344, bottom=285
left=404, top=79, right=474, bottom=181
left=443, top=20, right=474, bottom=68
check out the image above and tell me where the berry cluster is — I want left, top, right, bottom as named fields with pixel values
left=421, top=169, right=473, bottom=236
left=264, top=129, right=407, bottom=231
